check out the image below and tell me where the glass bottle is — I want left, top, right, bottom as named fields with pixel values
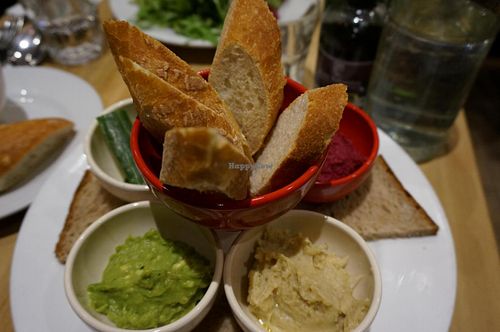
left=315, top=0, right=385, bottom=99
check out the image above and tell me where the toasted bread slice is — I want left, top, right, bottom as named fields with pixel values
left=299, top=156, right=439, bottom=240
left=0, top=118, right=74, bottom=192
left=103, top=20, right=251, bottom=158
left=114, top=56, right=248, bottom=155
left=209, top=0, right=285, bottom=155
left=55, top=171, right=125, bottom=263
left=160, top=127, right=251, bottom=200
left=250, top=84, right=347, bottom=196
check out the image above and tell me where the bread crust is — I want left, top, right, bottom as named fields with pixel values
left=251, top=84, right=347, bottom=195
left=103, top=20, right=251, bottom=158
left=210, top=0, right=285, bottom=155
left=292, top=85, right=347, bottom=166
left=55, top=171, right=124, bottom=263
left=160, top=127, right=251, bottom=200
left=115, top=56, right=249, bottom=156
left=298, top=156, right=439, bottom=240
left=0, top=118, right=74, bottom=192
left=104, top=20, right=225, bottom=113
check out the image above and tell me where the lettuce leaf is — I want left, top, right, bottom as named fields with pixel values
left=133, top=0, right=282, bottom=44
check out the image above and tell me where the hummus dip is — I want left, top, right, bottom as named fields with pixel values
left=248, top=229, right=368, bottom=332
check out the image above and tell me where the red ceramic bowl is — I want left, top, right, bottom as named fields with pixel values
left=131, top=70, right=324, bottom=230
left=303, top=103, right=379, bottom=203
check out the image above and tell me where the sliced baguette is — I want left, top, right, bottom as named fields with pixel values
left=0, top=118, right=74, bottom=192
left=209, top=0, right=285, bottom=156
left=103, top=20, right=251, bottom=158
left=298, top=156, right=439, bottom=240
left=160, top=127, right=251, bottom=200
left=55, top=171, right=125, bottom=263
left=114, top=55, right=248, bottom=156
left=250, top=84, right=347, bottom=196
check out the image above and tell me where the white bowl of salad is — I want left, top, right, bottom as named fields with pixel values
left=109, top=0, right=286, bottom=47
left=84, top=98, right=153, bottom=202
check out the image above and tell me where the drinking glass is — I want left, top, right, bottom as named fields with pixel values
left=279, top=0, right=322, bottom=83
left=21, top=0, right=104, bottom=66
left=366, top=0, right=499, bottom=162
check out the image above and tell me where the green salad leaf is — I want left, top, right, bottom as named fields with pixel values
left=133, top=0, right=283, bottom=45
left=134, top=0, right=229, bottom=44
left=267, top=0, right=283, bottom=9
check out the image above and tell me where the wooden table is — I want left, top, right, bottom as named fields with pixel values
left=1, top=2, right=499, bottom=331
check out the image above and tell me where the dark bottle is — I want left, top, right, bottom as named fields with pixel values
left=315, top=0, right=385, bottom=97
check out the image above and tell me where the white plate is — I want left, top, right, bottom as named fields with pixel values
left=108, top=0, right=215, bottom=48
left=10, top=131, right=456, bottom=331
left=108, top=0, right=318, bottom=48
left=0, top=66, right=102, bottom=218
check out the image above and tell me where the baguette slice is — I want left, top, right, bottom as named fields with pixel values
left=0, top=118, right=74, bottom=192
left=250, top=84, right=347, bottom=196
left=298, top=156, right=439, bottom=240
left=103, top=20, right=251, bottom=158
left=115, top=56, right=249, bottom=156
left=209, top=0, right=285, bottom=156
left=55, top=171, right=125, bottom=263
left=160, top=127, right=252, bottom=200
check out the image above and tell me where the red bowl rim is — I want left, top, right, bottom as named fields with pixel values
left=315, top=103, right=379, bottom=187
left=130, top=75, right=324, bottom=209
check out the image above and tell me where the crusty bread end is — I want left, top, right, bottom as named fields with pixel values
left=0, top=118, right=74, bottom=192
left=160, top=127, right=251, bottom=200
left=209, top=0, right=285, bottom=155
left=250, top=84, right=347, bottom=196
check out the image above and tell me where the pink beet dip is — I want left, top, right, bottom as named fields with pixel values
left=317, top=133, right=367, bottom=182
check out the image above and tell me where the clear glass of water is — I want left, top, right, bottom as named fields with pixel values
left=21, top=0, right=104, bottom=66
left=278, top=0, right=322, bottom=83
left=366, top=0, right=499, bottom=162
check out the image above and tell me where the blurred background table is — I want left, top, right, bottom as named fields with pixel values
left=0, top=1, right=499, bottom=331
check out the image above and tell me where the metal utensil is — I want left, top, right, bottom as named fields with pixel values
left=6, top=17, right=46, bottom=66
left=0, top=15, right=25, bottom=63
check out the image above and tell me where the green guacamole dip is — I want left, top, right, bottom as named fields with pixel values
left=87, top=229, right=212, bottom=329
